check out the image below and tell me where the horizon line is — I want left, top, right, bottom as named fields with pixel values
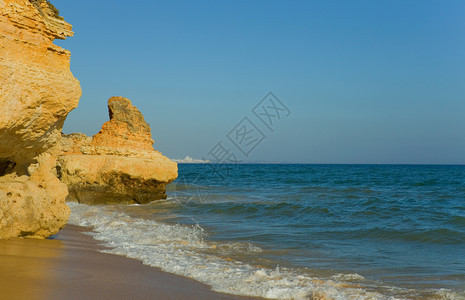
left=174, top=162, right=465, bottom=166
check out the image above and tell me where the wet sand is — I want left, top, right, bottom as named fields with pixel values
left=0, top=225, right=261, bottom=300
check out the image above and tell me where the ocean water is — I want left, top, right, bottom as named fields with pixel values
left=68, top=164, right=465, bottom=299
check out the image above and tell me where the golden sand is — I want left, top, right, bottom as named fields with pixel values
left=0, top=225, right=259, bottom=300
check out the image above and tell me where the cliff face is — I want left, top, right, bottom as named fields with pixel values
left=58, top=97, right=178, bottom=205
left=0, top=0, right=81, bottom=238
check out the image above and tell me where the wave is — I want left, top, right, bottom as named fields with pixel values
left=67, top=202, right=398, bottom=299
left=319, top=227, right=465, bottom=245
left=67, top=202, right=465, bottom=299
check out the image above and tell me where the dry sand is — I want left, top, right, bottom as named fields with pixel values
left=0, top=225, right=261, bottom=300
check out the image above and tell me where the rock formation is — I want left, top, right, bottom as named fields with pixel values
left=0, top=0, right=81, bottom=238
left=58, top=97, right=178, bottom=205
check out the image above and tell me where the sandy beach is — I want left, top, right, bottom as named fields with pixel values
left=0, top=225, right=260, bottom=300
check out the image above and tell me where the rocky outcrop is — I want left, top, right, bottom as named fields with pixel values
left=0, top=0, right=81, bottom=238
left=58, top=97, right=178, bottom=205
left=92, top=97, right=155, bottom=152
left=0, top=153, right=69, bottom=238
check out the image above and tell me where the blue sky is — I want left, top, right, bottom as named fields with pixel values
left=55, top=0, right=465, bottom=164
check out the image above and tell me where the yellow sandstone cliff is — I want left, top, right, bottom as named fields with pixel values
left=58, top=97, right=178, bottom=205
left=0, top=0, right=81, bottom=238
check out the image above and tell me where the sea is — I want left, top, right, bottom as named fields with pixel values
left=68, top=164, right=465, bottom=299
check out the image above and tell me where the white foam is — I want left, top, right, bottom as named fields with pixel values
left=66, top=203, right=405, bottom=299
left=434, top=289, right=465, bottom=300
left=332, top=273, right=366, bottom=281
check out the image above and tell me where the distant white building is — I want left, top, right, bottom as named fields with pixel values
left=172, top=156, right=211, bottom=164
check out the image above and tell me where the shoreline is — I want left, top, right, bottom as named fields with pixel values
left=0, top=224, right=261, bottom=300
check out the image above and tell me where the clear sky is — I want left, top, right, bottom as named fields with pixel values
left=55, top=0, right=465, bottom=164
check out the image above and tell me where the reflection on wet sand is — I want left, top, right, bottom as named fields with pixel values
left=0, top=225, right=257, bottom=300
left=0, top=237, right=63, bottom=300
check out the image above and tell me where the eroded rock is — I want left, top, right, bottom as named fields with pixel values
left=0, top=0, right=81, bottom=239
left=0, top=153, right=69, bottom=239
left=58, top=97, right=178, bottom=205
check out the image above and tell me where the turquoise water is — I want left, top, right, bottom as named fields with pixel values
left=70, top=164, right=465, bottom=299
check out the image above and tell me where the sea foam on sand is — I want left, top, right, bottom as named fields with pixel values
left=67, top=202, right=393, bottom=299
